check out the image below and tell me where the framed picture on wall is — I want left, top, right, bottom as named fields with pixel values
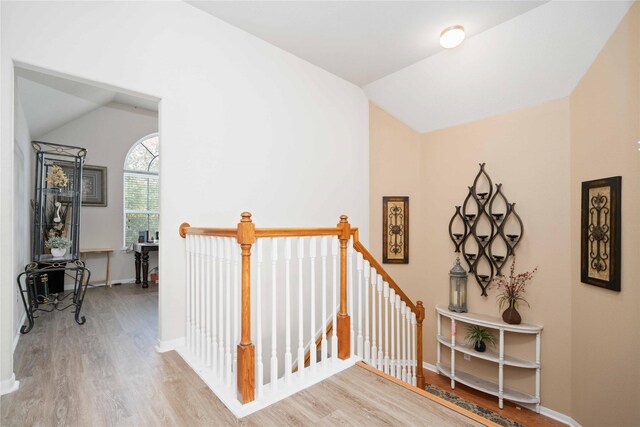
left=59, top=163, right=108, bottom=207
left=580, top=176, right=621, bottom=291
left=383, top=196, right=409, bottom=264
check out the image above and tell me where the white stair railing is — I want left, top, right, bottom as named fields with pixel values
left=177, top=214, right=424, bottom=418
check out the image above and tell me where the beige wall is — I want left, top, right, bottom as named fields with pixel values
left=370, top=5, right=639, bottom=423
left=369, top=103, right=423, bottom=295
left=371, top=99, right=574, bottom=414
left=570, top=4, right=640, bottom=426
left=419, top=98, right=572, bottom=414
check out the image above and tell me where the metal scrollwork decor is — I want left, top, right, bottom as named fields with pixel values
left=448, top=164, right=524, bottom=296
left=383, top=196, right=409, bottom=264
left=581, top=176, right=621, bottom=291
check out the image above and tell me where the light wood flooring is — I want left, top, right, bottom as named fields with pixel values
left=2, top=283, right=484, bottom=426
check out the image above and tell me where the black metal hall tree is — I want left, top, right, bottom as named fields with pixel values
left=16, top=141, right=91, bottom=333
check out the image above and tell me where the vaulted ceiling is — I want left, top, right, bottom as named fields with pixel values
left=16, top=2, right=634, bottom=137
left=16, top=68, right=158, bottom=139
left=189, top=1, right=632, bottom=133
left=187, top=1, right=546, bottom=86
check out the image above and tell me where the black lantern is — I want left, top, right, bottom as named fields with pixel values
left=449, top=257, right=468, bottom=313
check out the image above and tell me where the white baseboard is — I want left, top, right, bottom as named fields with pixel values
left=0, top=374, right=20, bottom=396
left=64, top=278, right=137, bottom=290
left=155, top=336, right=185, bottom=353
left=13, top=311, right=27, bottom=352
left=422, top=361, right=580, bottom=426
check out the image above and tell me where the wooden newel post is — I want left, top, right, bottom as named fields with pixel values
left=237, top=212, right=256, bottom=403
left=337, top=215, right=351, bottom=360
left=416, top=300, right=425, bottom=389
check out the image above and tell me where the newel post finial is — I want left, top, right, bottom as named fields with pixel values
left=178, top=222, right=190, bottom=238
left=240, top=212, right=252, bottom=223
left=416, top=300, right=425, bottom=389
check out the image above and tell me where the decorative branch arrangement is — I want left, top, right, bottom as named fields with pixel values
left=448, top=164, right=524, bottom=296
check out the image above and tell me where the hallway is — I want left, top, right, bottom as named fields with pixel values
left=1, top=284, right=484, bottom=426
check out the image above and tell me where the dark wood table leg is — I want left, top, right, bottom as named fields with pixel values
left=135, top=252, right=141, bottom=284
left=142, top=250, right=150, bottom=288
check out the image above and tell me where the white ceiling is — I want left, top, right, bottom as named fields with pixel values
left=364, top=1, right=633, bottom=132
left=16, top=68, right=158, bottom=139
left=187, top=1, right=547, bottom=86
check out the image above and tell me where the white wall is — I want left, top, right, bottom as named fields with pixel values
left=0, top=1, right=369, bottom=386
left=12, top=97, right=29, bottom=348
left=40, top=103, right=159, bottom=284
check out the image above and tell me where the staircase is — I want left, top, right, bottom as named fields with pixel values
left=177, top=213, right=424, bottom=417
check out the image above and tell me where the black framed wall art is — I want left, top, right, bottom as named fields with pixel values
left=581, top=176, right=621, bottom=291
left=383, top=196, right=409, bottom=264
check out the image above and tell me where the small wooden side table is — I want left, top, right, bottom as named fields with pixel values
left=80, top=248, right=113, bottom=288
left=133, top=242, right=159, bottom=288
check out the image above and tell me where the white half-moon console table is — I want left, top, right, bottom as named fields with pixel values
left=435, top=304, right=543, bottom=413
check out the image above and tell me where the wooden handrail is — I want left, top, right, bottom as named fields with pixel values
left=179, top=225, right=359, bottom=239
left=351, top=239, right=417, bottom=314
left=179, top=213, right=424, bottom=398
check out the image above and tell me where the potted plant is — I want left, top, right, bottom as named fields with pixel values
left=465, top=325, right=496, bottom=352
left=45, top=236, right=72, bottom=258
left=491, top=258, right=538, bottom=325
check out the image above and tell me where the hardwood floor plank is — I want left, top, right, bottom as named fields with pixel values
left=2, top=284, right=487, bottom=427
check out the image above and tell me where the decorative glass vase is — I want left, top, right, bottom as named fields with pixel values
left=502, top=301, right=522, bottom=325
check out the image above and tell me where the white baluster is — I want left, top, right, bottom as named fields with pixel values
left=411, top=311, right=417, bottom=386
left=210, top=237, right=217, bottom=371
left=377, top=274, right=383, bottom=371
left=201, top=236, right=207, bottom=362
left=297, top=237, right=305, bottom=380
left=331, top=237, right=338, bottom=361
left=217, top=238, right=224, bottom=378
left=348, top=240, right=354, bottom=356
left=402, top=302, right=407, bottom=383
left=383, top=282, right=389, bottom=374
left=394, top=294, right=406, bottom=379
left=389, top=288, right=396, bottom=378
left=284, top=238, right=292, bottom=383
left=224, top=238, right=232, bottom=387
left=205, top=237, right=212, bottom=368
left=256, top=239, right=264, bottom=399
left=370, top=268, right=378, bottom=369
left=233, top=241, right=239, bottom=380
left=186, top=234, right=192, bottom=352
left=356, top=253, right=364, bottom=358
left=320, top=237, right=328, bottom=367
left=270, top=238, right=279, bottom=390
left=363, top=261, right=371, bottom=364
left=195, top=235, right=201, bottom=359
left=309, top=236, right=317, bottom=373
left=395, top=295, right=402, bottom=379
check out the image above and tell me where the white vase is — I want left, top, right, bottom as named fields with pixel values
left=51, top=247, right=66, bottom=258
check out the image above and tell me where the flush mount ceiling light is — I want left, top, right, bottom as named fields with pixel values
left=440, top=25, right=465, bottom=49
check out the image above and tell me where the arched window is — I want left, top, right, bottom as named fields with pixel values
left=123, top=134, right=159, bottom=246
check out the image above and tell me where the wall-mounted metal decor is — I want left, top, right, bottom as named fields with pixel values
left=448, top=164, right=524, bottom=296
left=581, top=176, right=621, bottom=291
left=383, top=196, right=409, bottom=264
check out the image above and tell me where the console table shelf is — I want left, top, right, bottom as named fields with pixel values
left=435, top=304, right=543, bottom=412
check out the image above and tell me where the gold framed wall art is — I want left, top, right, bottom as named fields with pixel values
left=383, top=196, right=409, bottom=264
